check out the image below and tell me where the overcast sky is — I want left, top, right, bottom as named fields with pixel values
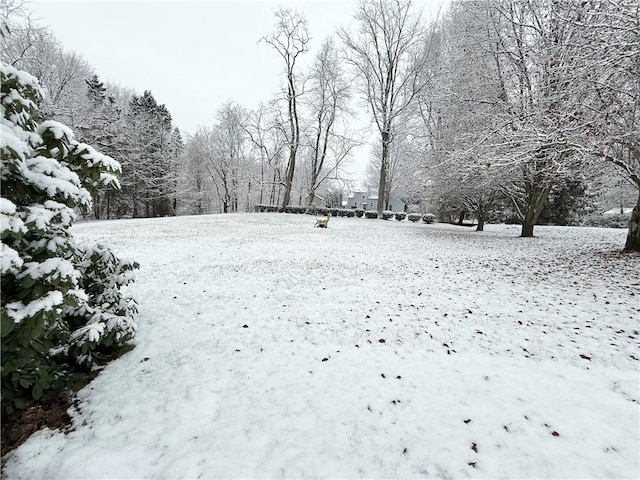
left=29, top=0, right=448, bottom=182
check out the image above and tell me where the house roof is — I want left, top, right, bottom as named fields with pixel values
left=347, top=193, right=406, bottom=203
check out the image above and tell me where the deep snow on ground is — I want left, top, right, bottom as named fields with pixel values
left=3, top=214, right=639, bottom=479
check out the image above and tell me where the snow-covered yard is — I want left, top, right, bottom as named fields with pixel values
left=3, top=213, right=639, bottom=479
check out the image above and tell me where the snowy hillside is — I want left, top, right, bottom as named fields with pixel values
left=3, top=214, right=639, bottom=479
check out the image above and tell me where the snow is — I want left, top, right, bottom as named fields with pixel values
left=0, top=123, right=31, bottom=161
left=3, top=214, right=639, bottom=479
left=0, top=198, right=25, bottom=236
left=24, top=201, right=76, bottom=231
left=0, top=244, right=23, bottom=275
left=0, top=63, right=44, bottom=129
left=37, top=120, right=75, bottom=142
left=21, top=156, right=92, bottom=207
left=76, top=142, right=122, bottom=174
left=18, top=257, right=79, bottom=283
left=4, top=290, right=65, bottom=324
left=0, top=63, right=43, bottom=97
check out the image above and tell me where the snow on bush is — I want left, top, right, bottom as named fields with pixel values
left=381, top=210, right=395, bottom=220
left=422, top=213, right=437, bottom=224
left=365, top=210, right=378, bottom=219
left=335, top=209, right=355, bottom=217
left=0, top=60, right=138, bottom=413
left=355, top=208, right=364, bottom=218
left=395, top=212, right=407, bottom=221
left=408, top=213, right=421, bottom=222
left=54, top=244, right=139, bottom=367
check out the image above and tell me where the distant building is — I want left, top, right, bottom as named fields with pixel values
left=346, top=191, right=406, bottom=212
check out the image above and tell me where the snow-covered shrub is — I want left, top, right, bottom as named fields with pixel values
left=381, top=210, right=395, bottom=220
left=317, top=207, right=329, bottom=216
left=253, top=204, right=282, bottom=213
left=408, top=213, right=422, bottom=222
left=336, top=209, right=355, bottom=217
left=365, top=210, right=378, bottom=219
left=0, top=61, right=137, bottom=413
left=355, top=208, right=364, bottom=218
left=395, top=212, right=407, bottom=221
left=305, top=206, right=318, bottom=215
left=51, top=244, right=139, bottom=367
left=328, top=208, right=340, bottom=217
left=284, top=205, right=306, bottom=214
left=422, top=213, right=437, bottom=224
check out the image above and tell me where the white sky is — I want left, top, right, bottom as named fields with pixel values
left=29, top=0, right=448, bottom=182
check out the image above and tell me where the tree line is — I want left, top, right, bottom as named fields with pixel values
left=1, top=0, right=638, bottom=250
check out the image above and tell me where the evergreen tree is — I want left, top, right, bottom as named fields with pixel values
left=77, top=74, right=122, bottom=219
left=84, top=74, right=106, bottom=108
left=121, top=90, right=176, bottom=217
left=167, top=127, right=184, bottom=215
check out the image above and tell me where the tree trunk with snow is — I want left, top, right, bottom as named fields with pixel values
left=521, top=184, right=551, bottom=238
left=624, top=192, right=640, bottom=251
left=261, top=9, right=308, bottom=209
left=377, top=132, right=391, bottom=214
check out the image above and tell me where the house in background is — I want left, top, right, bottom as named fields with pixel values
left=346, top=191, right=406, bottom=212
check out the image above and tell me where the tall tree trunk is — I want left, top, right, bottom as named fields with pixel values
left=377, top=131, right=390, bottom=215
left=476, top=204, right=485, bottom=232
left=624, top=190, right=640, bottom=251
left=282, top=147, right=297, bottom=208
left=521, top=184, right=551, bottom=238
left=260, top=163, right=264, bottom=205
left=270, top=171, right=277, bottom=205
left=132, top=182, right=138, bottom=218
left=246, top=179, right=252, bottom=212
left=93, top=193, right=101, bottom=219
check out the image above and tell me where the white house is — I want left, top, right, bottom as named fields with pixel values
left=346, top=191, right=406, bottom=212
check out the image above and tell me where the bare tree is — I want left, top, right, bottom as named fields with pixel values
left=261, top=8, right=309, bottom=208
left=1, top=3, right=93, bottom=129
left=199, top=103, right=250, bottom=213
left=244, top=102, right=288, bottom=206
left=339, top=0, right=433, bottom=214
left=366, top=117, right=425, bottom=207
left=179, top=130, right=214, bottom=215
left=303, top=37, right=359, bottom=206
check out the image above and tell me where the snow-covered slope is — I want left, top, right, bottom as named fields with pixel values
left=4, top=214, right=639, bottom=479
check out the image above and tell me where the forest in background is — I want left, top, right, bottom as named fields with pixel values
left=1, top=0, right=638, bottom=248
